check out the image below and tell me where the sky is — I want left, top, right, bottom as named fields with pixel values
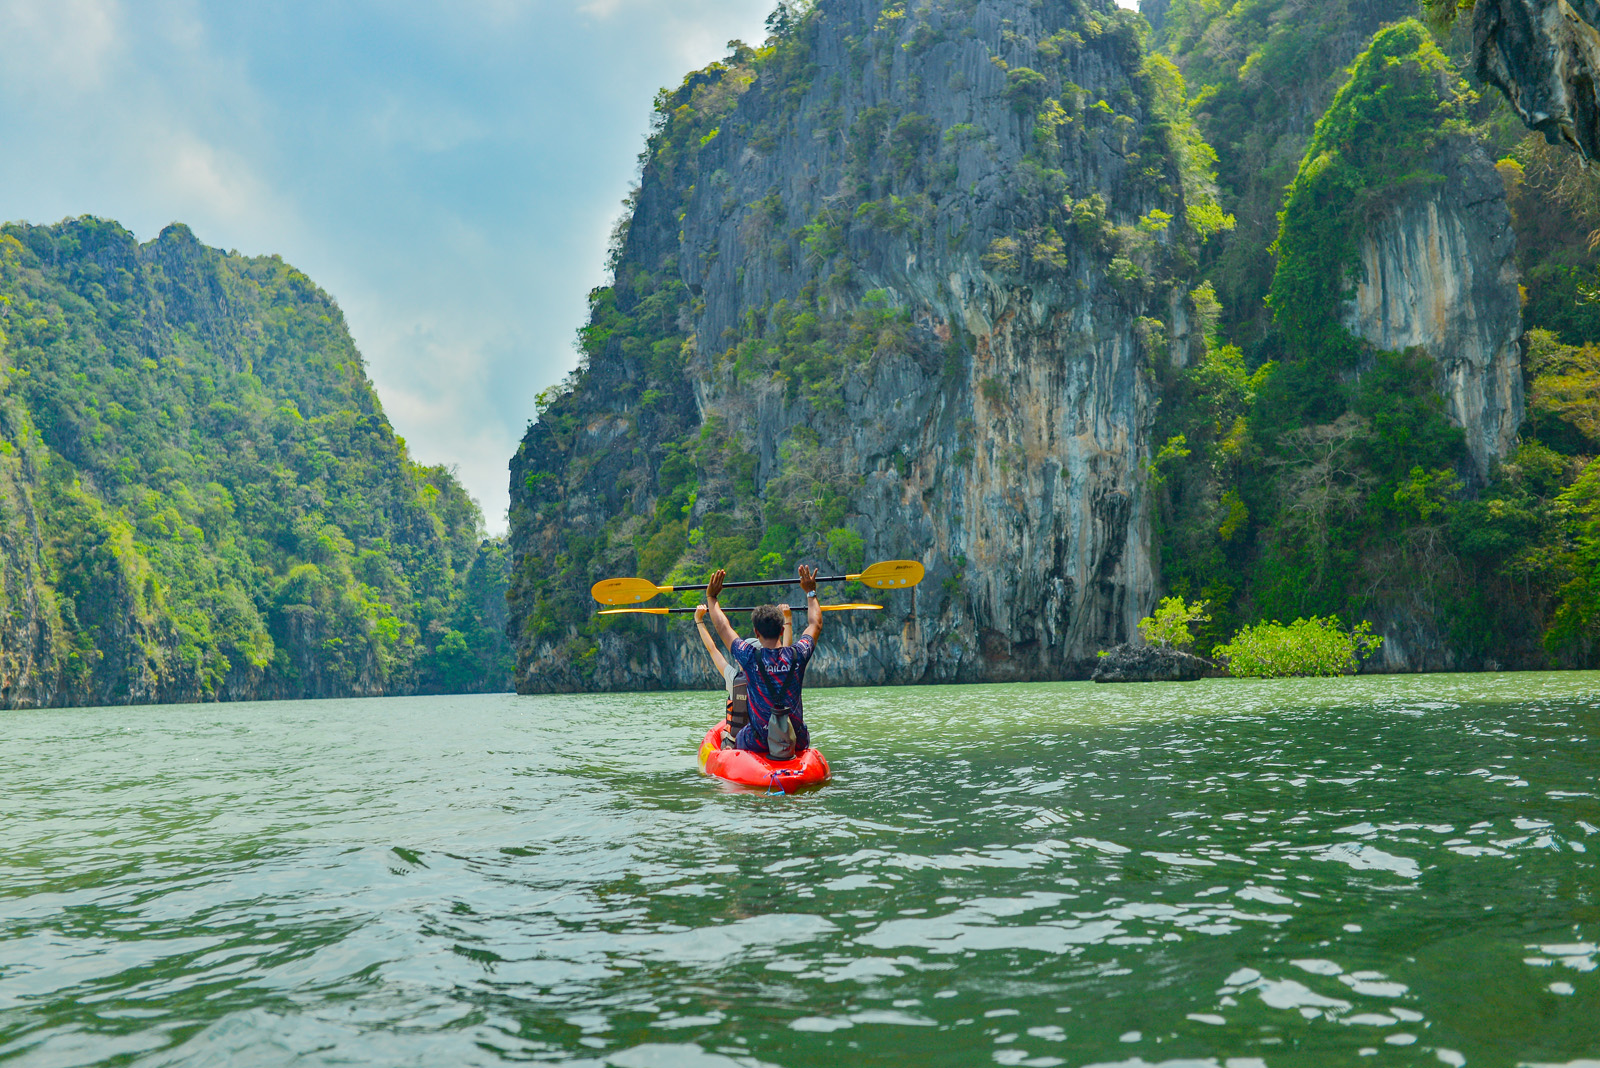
left=0, top=0, right=1140, bottom=534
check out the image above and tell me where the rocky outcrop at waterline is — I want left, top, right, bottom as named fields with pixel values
left=507, top=0, right=1223, bottom=692
left=1091, top=643, right=1209, bottom=682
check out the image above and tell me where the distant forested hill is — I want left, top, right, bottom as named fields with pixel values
left=0, top=218, right=511, bottom=708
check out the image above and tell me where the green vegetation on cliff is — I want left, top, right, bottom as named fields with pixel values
left=1151, top=23, right=1470, bottom=644
left=1150, top=0, right=1423, bottom=355
left=510, top=0, right=1223, bottom=689
left=1148, top=11, right=1600, bottom=667
left=0, top=218, right=511, bottom=707
left=1268, top=23, right=1475, bottom=384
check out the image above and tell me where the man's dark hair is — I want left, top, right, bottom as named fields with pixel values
left=752, top=604, right=784, bottom=639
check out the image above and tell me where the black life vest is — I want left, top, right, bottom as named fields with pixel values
left=725, top=671, right=749, bottom=730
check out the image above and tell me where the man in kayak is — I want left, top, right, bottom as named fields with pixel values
left=694, top=603, right=793, bottom=746
left=705, top=565, right=822, bottom=756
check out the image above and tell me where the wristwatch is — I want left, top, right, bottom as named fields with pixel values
left=806, top=590, right=818, bottom=599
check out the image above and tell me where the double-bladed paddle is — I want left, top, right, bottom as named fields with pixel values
left=590, top=559, right=924, bottom=606
left=597, top=602, right=886, bottom=616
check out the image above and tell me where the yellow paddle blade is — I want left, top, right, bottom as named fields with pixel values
left=591, top=577, right=665, bottom=605
left=824, top=603, right=885, bottom=611
left=852, top=560, right=925, bottom=589
left=597, top=606, right=670, bottom=615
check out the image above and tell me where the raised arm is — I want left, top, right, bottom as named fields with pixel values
left=706, top=568, right=741, bottom=649
left=779, top=603, right=793, bottom=646
left=799, top=565, right=823, bottom=642
left=694, top=605, right=727, bottom=676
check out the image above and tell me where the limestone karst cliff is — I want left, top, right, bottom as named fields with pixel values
left=507, top=0, right=1225, bottom=691
left=1132, top=10, right=1568, bottom=668
left=0, top=219, right=513, bottom=708
left=511, top=0, right=1600, bottom=684
left=1340, top=142, right=1524, bottom=482
left=1273, top=22, right=1534, bottom=670
left=1469, top=0, right=1600, bottom=160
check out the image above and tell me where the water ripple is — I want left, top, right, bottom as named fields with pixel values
left=2, top=675, right=1598, bottom=1065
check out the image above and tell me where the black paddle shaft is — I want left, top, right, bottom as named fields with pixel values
left=666, top=605, right=769, bottom=613
left=678, top=575, right=857, bottom=591
left=684, top=574, right=853, bottom=594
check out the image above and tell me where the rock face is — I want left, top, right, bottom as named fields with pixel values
left=1473, top=0, right=1600, bottom=161
left=1340, top=144, right=1525, bottom=480
left=508, top=0, right=1216, bottom=692
left=1091, top=643, right=1209, bottom=682
left=1142, top=0, right=1421, bottom=350
left=0, top=219, right=513, bottom=709
left=0, top=404, right=61, bottom=710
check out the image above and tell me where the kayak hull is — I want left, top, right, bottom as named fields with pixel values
left=698, top=724, right=830, bottom=793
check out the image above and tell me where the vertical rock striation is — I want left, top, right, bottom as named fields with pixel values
left=1341, top=145, right=1524, bottom=480
left=508, top=0, right=1220, bottom=691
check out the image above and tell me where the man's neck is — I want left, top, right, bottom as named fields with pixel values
left=758, top=636, right=781, bottom=649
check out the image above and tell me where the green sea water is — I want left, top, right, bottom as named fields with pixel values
left=2, top=674, right=1597, bottom=1067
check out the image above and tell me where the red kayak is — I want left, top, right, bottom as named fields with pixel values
left=697, top=723, right=830, bottom=793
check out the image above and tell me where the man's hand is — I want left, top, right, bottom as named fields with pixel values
left=779, top=602, right=792, bottom=621
left=706, top=569, right=739, bottom=648
left=693, top=601, right=725, bottom=672
left=799, top=565, right=823, bottom=641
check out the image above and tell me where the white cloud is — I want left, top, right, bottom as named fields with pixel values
left=348, top=308, right=522, bottom=527
left=568, top=0, right=773, bottom=67
left=0, top=0, right=122, bottom=93
left=0, top=0, right=296, bottom=252
left=576, top=0, right=625, bottom=18
left=368, top=95, right=490, bottom=153
left=156, top=133, right=285, bottom=230
left=0, top=0, right=777, bottom=536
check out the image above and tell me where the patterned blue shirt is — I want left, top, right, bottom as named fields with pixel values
left=728, top=635, right=814, bottom=754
